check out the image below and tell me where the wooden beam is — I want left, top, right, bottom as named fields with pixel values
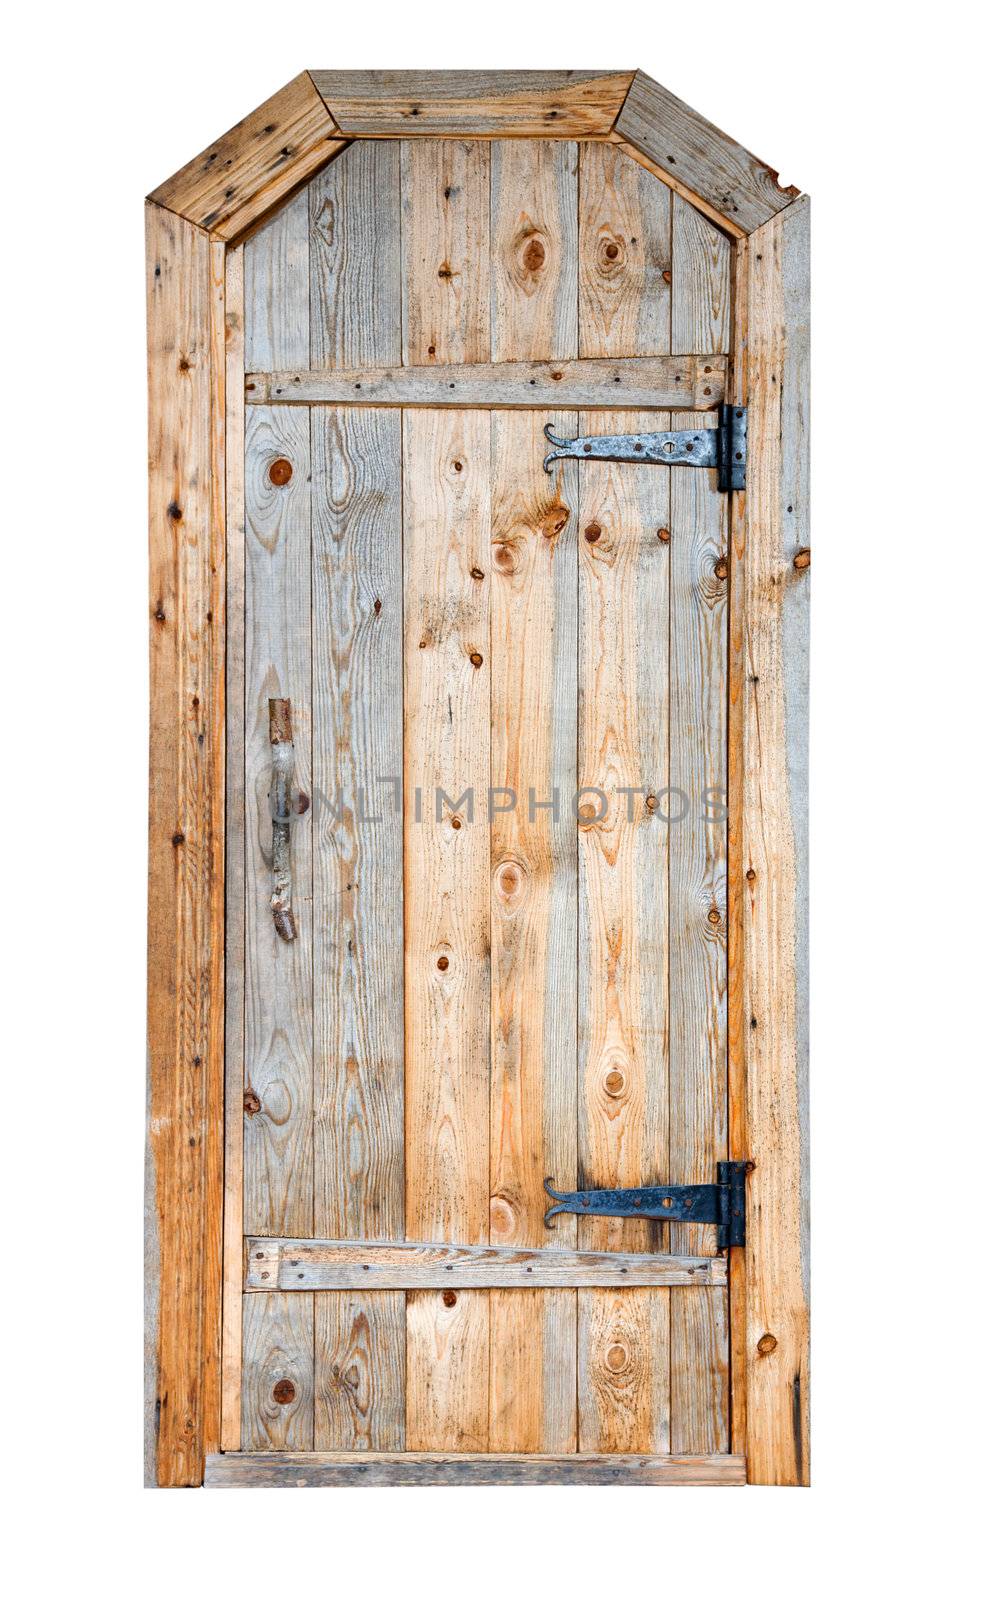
left=310, top=70, right=635, bottom=137
left=149, top=73, right=349, bottom=242
left=609, top=136, right=746, bottom=242
left=145, top=203, right=226, bottom=1486
left=615, top=72, right=799, bottom=236
left=246, top=355, right=726, bottom=409
left=205, top=1451, right=746, bottom=1486
left=742, top=195, right=810, bottom=1485
left=245, top=1239, right=728, bottom=1290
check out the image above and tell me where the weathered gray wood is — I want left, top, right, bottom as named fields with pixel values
left=668, top=193, right=732, bottom=1454
left=314, top=1293, right=405, bottom=1450
left=206, top=1450, right=747, bottom=1486
left=244, top=190, right=309, bottom=370
left=491, top=140, right=578, bottom=360
left=615, top=71, right=799, bottom=235
left=309, top=140, right=401, bottom=368
left=578, top=141, right=671, bottom=358
left=743, top=195, right=810, bottom=1485
left=241, top=1291, right=314, bottom=1450
left=246, top=354, right=725, bottom=408
left=310, top=71, right=636, bottom=137
left=311, top=406, right=404, bottom=1239
left=246, top=1239, right=727, bottom=1290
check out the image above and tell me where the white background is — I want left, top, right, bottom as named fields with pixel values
left=2, top=0, right=984, bottom=1585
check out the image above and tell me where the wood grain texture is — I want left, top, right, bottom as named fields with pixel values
left=578, top=141, right=671, bottom=357
left=312, top=406, right=404, bottom=1241
left=206, top=1451, right=746, bottom=1486
left=247, top=1239, right=726, bottom=1289
left=491, top=140, right=578, bottom=360
left=150, top=73, right=348, bottom=242
left=146, top=203, right=225, bottom=1487
left=241, top=1291, right=314, bottom=1449
left=242, top=404, right=313, bottom=1236
left=244, top=190, right=309, bottom=370
left=247, top=354, right=725, bottom=408
left=314, top=1292, right=405, bottom=1450
left=578, top=1289, right=669, bottom=1452
left=401, top=141, right=491, bottom=365
left=615, top=71, right=800, bottom=236
left=403, top=409, right=492, bottom=1246
left=309, top=140, right=401, bottom=368
left=220, top=243, right=245, bottom=1453
left=489, top=409, right=578, bottom=1448
left=743, top=196, right=810, bottom=1486
left=668, top=193, right=732, bottom=1453
left=406, top=1291, right=490, bottom=1451
left=311, top=71, right=635, bottom=137
left=610, top=136, right=746, bottom=242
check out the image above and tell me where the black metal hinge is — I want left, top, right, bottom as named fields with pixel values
left=543, top=403, right=747, bottom=492
left=542, top=1161, right=749, bottom=1250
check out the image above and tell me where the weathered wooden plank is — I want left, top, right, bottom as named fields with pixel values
left=406, top=1292, right=490, bottom=1451
left=403, top=408, right=492, bottom=1247
left=247, top=1239, right=726, bottom=1290
left=577, top=1289, right=670, bottom=1452
left=241, top=1291, right=314, bottom=1450
left=575, top=408, right=672, bottom=1450
left=244, top=190, right=309, bottom=370
left=242, top=404, right=313, bottom=1236
left=609, top=135, right=746, bottom=242
left=311, top=405, right=404, bottom=1241
left=489, top=408, right=579, bottom=1449
left=311, top=71, right=635, bottom=138
left=246, top=354, right=725, bottom=408
left=206, top=1451, right=747, bottom=1486
left=743, top=196, right=810, bottom=1486
left=314, top=1293, right=405, bottom=1450
left=578, top=141, right=671, bottom=358
left=401, top=141, right=491, bottom=365
left=614, top=71, right=799, bottom=236
left=668, top=193, right=732, bottom=1455
left=491, top=140, right=578, bottom=361
left=220, top=243, right=245, bottom=1454
left=309, top=140, right=401, bottom=368
left=150, top=73, right=348, bottom=242
left=145, top=203, right=225, bottom=1487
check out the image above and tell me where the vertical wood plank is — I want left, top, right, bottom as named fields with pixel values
left=490, top=140, right=578, bottom=361
left=403, top=406, right=491, bottom=1448
left=406, top=1291, right=489, bottom=1452
left=220, top=242, right=245, bottom=1453
left=577, top=1289, right=670, bottom=1453
left=577, top=141, right=670, bottom=357
left=244, top=190, right=310, bottom=370
left=309, top=140, right=402, bottom=368
left=146, top=204, right=225, bottom=1486
left=401, top=140, right=491, bottom=365
left=668, top=193, right=732, bottom=1454
left=312, top=405, right=404, bottom=1241
left=241, top=1290, right=314, bottom=1450
left=489, top=408, right=579, bottom=1451
left=243, top=404, right=313, bottom=1236
left=314, top=1293, right=405, bottom=1450
left=744, top=196, right=810, bottom=1486
left=575, top=411, right=671, bottom=1450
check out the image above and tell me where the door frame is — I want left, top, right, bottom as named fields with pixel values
left=145, top=68, right=810, bottom=1488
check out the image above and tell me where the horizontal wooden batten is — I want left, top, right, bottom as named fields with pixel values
left=246, top=1238, right=728, bottom=1290
left=206, top=1451, right=746, bottom=1487
left=246, top=355, right=726, bottom=409
left=310, top=70, right=636, bottom=137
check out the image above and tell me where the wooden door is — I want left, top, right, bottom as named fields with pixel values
left=226, top=134, right=737, bottom=1477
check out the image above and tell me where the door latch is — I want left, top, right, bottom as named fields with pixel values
left=542, top=1161, right=749, bottom=1250
left=543, top=403, right=747, bottom=492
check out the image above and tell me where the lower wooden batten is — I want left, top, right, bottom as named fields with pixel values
left=205, top=1451, right=746, bottom=1486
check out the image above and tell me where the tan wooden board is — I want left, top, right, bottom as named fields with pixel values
left=311, top=71, right=635, bottom=137
left=150, top=73, right=348, bottom=242
left=246, top=1239, right=728, bottom=1289
left=246, top=354, right=725, bottom=408
left=615, top=71, right=799, bottom=236
left=145, top=203, right=225, bottom=1487
left=206, top=1451, right=747, bottom=1486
